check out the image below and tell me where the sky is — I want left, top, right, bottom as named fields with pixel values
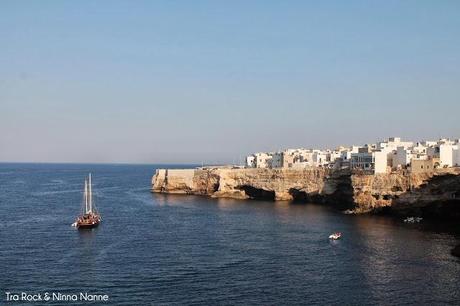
left=1, top=1, right=459, bottom=164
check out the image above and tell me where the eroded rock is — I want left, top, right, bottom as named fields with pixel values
left=152, top=167, right=460, bottom=216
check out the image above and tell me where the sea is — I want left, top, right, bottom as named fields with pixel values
left=0, top=163, right=459, bottom=305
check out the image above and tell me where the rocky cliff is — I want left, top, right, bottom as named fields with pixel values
left=352, top=169, right=460, bottom=218
left=152, top=167, right=460, bottom=218
left=152, top=168, right=354, bottom=207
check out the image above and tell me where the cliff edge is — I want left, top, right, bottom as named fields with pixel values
left=152, top=167, right=460, bottom=218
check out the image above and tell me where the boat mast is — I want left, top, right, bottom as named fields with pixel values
left=84, top=179, right=88, bottom=214
left=88, top=173, right=92, bottom=213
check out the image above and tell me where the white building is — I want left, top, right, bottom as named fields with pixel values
left=327, top=150, right=342, bottom=164
left=387, top=137, right=413, bottom=149
left=412, top=143, right=427, bottom=154
left=312, top=150, right=327, bottom=167
left=439, top=144, right=458, bottom=167
left=420, top=140, right=438, bottom=147
left=341, top=146, right=360, bottom=161
left=351, top=149, right=391, bottom=173
left=426, top=143, right=459, bottom=167
left=245, top=136, right=459, bottom=173
left=246, top=155, right=256, bottom=168
left=297, top=149, right=314, bottom=165
left=426, top=146, right=439, bottom=160
left=245, top=152, right=273, bottom=168
left=392, top=146, right=412, bottom=168
left=374, top=150, right=389, bottom=173
left=453, top=147, right=460, bottom=167
left=350, top=150, right=374, bottom=171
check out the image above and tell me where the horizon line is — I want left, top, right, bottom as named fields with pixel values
left=0, top=161, right=207, bottom=166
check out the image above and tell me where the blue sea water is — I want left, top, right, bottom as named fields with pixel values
left=0, top=163, right=459, bottom=305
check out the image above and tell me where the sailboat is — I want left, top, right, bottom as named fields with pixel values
left=72, top=173, right=101, bottom=229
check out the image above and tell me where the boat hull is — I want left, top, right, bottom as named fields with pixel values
left=75, top=213, right=101, bottom=229
left=77, top=221, right=100, bottom=229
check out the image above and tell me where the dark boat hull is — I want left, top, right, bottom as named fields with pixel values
left=77, top=221, right=100, bottom=229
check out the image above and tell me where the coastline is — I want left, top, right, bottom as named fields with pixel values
left=151, top=167, right=460, bottom=219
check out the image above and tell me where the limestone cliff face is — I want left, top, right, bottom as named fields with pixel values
left=351, top=169, right=460, bottom=215
left=350, top=172, right=429, bottom=213
left=152, top=167, right=460, bottom=217
left=214, top=168, right=342, bottom=201
left=152, top=169, right=221, bottom=195
left=152, top=168, right=354, bottom=208
left=152, top=169, right=195, bottom=194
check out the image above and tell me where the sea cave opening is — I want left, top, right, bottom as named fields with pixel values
left=237, top=185, right=275, bottom=201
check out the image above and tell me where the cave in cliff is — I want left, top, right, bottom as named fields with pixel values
left=288, top=188, right=321, bottom=203
left=237, top=185, right=275, bottom=201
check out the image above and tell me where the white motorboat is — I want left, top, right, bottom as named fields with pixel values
left=404, top=217, right=423, bottom=223
left=329, top=232, right=342, bottom=240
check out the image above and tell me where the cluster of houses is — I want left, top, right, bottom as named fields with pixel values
left=245, top=137, right=460, bottom=174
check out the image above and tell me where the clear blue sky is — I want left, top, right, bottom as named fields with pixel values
left=1, top=1, right=459, bottom=163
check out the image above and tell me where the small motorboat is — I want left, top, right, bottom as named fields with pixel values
left=329, top=232, right=342, bottom=240
left=404, top=217, right=423, bottom=223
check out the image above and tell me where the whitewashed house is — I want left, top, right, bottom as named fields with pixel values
left=439, top=144, right=458, bottom=167
left=341, top=146, right=360, bottom=161
left=246, top=155, right=256, bottom=168
left=351, top=147, right=375, bottom=171
left=453, top=146, right=460, bottom=167
left=426, top=143, right=459, bottom=167
left=254, top=152, right=272, bottom=168
left=350, top=152, right=374, bottom=170
left=374, top=150, right=390, bottom=173
left=392, top=146, right=412, bottom=169
left=312, top=150, right=328, bottom=167
left=245, top=136, right=459, bottom=173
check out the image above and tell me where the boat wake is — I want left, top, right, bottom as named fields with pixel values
left=125, top=188, right=155, bottom=206
left=31, top=189, right=81, bottom=196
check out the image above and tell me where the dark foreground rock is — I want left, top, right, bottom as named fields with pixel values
left=452, top=245, right=460, bottom=258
